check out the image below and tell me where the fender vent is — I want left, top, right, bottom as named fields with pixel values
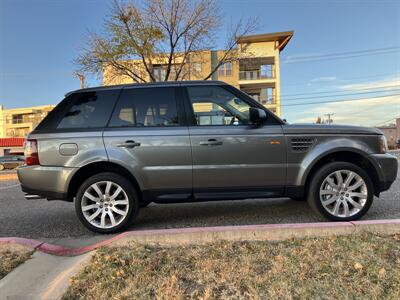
left=291, top=138, right=315, bottom=152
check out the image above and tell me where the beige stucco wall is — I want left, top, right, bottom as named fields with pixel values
left=0, top=105, right=55, bottom=138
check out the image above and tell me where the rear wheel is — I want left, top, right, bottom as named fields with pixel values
left=307, top=162, right=374, bottom=221
left=75, top=172, right=139, bottom=233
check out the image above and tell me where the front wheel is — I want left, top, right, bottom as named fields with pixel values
left=307, top=162, right=374, bottom=221
left=75, top=172, right=139, bottom=233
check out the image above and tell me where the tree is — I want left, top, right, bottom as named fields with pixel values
left=75, top=0, right=258, bottom=83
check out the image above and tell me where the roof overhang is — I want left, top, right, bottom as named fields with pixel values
left=237, top=31, right=294, bottom=51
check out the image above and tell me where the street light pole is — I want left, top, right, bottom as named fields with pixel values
left=325, top=113, right=334, bottom=124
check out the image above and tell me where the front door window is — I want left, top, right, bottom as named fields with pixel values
left=187, top=86, right=251, bottom=126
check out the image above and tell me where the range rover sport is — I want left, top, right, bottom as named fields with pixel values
left=18, top=81, right=398, bottom=233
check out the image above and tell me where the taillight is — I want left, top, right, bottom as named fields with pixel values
left=24, top=139, right=40, bottom=166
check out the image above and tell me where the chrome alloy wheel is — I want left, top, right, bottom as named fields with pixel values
left=319, top=170, right=368, bottom=218
left=81, top=181, right=129, bottom=229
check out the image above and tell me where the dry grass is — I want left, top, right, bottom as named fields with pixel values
left=63, top=233, right=400, bottom=300
left=0, top=244, right=33, bottom=279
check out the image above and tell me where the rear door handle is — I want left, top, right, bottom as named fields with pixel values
left=116, top=140, right=141, bottom=148
left=199, top=139, right=223, bottom=146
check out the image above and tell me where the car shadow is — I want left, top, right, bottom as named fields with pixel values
left=131, top=198, right=325, bottom=230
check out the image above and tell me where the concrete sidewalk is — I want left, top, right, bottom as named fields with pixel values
left=0, top=251, right=91, bottom=300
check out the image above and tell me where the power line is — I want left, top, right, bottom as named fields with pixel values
left=281, top=83, right=400, bottom=97
left=374, top=116, right=400, bottom=127
left=282, top=46, right=400, bottom=63
left=282, top=86, right=400, bottom=101
left=349, top=98, right=399, bottom=116
left=283, top=72, right=400, bottom=87
left=282, top=93, right=400, bottom=107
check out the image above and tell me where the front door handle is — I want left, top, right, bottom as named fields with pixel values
left=116, top=140, right=141, bottom=148
left=199, top=139, right=223, bottom=146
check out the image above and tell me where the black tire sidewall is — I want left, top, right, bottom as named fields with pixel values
left=307, top=162, right=374, bottom=221
left=75, top=172, right=139, bottom=233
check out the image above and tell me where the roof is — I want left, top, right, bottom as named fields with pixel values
left=237, top=31, right=294, bottom=51
left=0, top=138, right=25, bottom=147
left=68, top=80, right=228, bottom=95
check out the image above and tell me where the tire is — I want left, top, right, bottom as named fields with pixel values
left=0, top=164, right=4, bottom=171
left=307, top=162, right=374, bottom=221
left=75, top=172, right=140, bottom=234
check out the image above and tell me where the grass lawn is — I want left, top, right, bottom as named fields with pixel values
left=0, top=244, right=34, bottom=280
left=63, top=233, right=400, bottom=299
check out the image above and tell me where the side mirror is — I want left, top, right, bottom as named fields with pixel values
left=249, top=107, right=267, bottom=124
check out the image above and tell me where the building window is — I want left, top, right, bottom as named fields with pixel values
left=153, top=67, right=166, bottom=82
left=12, top=114, right=23, bottom=124
left=218, top=62, right=233, bottom=77
left=260, top=64, right=273, bottom=78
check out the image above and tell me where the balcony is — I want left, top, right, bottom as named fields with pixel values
left=238, top=57, right=276, bottom=86
left=239, top=70, right=274, bottom=81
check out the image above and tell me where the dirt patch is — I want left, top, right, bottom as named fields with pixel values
left=63, top=233, right=400, bottom=299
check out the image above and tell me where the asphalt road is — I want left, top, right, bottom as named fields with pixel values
left=0, top=153, right=399, bottom=243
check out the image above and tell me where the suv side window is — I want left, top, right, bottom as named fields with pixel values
left=109, top=87, right=179, bottom=127
left=187, top=86, right=251, bottom=126
left=57, top=90, right=118, bottom=129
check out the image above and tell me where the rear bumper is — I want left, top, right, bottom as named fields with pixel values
left=369, top=153, right=398, bottom=192
left=17, top=165, right=76, bottom=201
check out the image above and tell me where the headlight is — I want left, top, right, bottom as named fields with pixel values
left=379, top=135, right=388, bottom=153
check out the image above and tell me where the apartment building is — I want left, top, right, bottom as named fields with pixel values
left=103, top=31, right=294, bottom=116
left=0, top=104, right=55, bottom=138
left=0, top=105, right=55, bottom=155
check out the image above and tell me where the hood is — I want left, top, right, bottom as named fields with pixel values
left=282, top=123, right=382, bottom=135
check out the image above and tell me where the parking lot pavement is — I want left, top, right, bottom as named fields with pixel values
left=0, top=160, right=399, bottom=242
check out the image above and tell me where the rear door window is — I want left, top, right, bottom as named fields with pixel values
left=108, top=87, right=179, bottom=127
left=56, top=90, right=119, bottom=130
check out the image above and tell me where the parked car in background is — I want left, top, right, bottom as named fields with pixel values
left=18, top=81, right=398, bottom=233
left=0, top=155, right=25, bottom=171
left=396, top=139, right=400, bottom=149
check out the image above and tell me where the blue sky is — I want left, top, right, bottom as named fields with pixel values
left=1, top=0, right=399, bottom=125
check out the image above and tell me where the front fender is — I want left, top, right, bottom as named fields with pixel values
left=291, top=137, right=378, bottom=187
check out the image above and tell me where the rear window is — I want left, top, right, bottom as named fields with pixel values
left=35, top=89, right=120, bottom=131
left=108, top=87, right=179, bottom=127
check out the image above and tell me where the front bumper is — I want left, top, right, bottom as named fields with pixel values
left=17, top=165, right=77, bottom=200
left=369, top=153, right=398, bottom=192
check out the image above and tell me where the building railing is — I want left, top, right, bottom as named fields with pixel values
left=239, top=70, right=275, bottom=81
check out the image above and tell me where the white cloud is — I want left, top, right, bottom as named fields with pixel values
left=309, top=76, right=337, bottom=83
left=339, top=76, right=400, bottom=91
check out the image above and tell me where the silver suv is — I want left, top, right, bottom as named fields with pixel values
left=18, top=81, right=398, bottom=233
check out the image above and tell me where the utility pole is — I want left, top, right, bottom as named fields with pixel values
left=74, top=72, right=86, bottom=89
left=325, top=113, right=334, bottom=125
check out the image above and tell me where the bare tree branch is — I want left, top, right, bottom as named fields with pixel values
left=74, top=0, right=258, bottom=84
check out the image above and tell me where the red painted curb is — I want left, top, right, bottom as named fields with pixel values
left=1, top=219, right=399, bottom=256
